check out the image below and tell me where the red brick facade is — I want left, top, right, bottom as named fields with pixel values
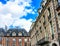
left=0, top=36, right=30, bottom=46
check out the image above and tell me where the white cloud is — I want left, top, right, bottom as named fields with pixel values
left=13, top=19, right=32, bottom=32
left=0, top=0, right=36, bottom=32
left=0, top=13, right=13, bottom=28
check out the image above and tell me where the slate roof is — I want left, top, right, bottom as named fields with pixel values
left=0, top=28, right=6, bottom=36
left=0, top=28, right=29, bottom=37
left=7, top=28, right=29, bottom=36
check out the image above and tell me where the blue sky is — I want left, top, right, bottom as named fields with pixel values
left=0, top=0, right=42, bottom=32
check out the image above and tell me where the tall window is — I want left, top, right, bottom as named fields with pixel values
left=50, top=21, right=54, bottom=39
left=24, top=39, right=27, bottom=46
left=24, top=39, right=27, bottom=42
left=43, top=15, right=46, bottom=26
left=58, top=14, right=60, bottom=28
left=45, top=32, right=48, bottom=40
left=25, top=42, right=27, bottom=46
left=6, top=38, right=9, bottom=46
left=19, top=39, right=22, bottom=46
left=12, top=38, right=16, bottom=46
left=48, top=7, right=51, bottom=21
left=39, top=27, right=42, bottom=33
left=58, top=14, right=60, bottom=19
left=0, top=37, right=2, bottom=46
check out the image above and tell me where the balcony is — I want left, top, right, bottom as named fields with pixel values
left=36, top=37, right=49, bottom=45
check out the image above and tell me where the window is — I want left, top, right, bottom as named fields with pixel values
left=13, top=38, right=16, bottom=41
left=39, top=27, right=42, bottom=33
left=12, top=38, right=16, bottom=46
left=43, top=15, right=45, bottom=19
left=48, top=14, right=51, bottom=20
left=29, top=38, right=31, bottom=42
left=19, top=39, right=22, bottom=42
left=19, top=39, right=22, bottom=46
left=48, top=7, right=51, bottom=21
left=43, top=15, right=46, bottom=25
left=48, top=8, right=51, bottom=21
left=0, top=37, right=2, bottom=46
left=24, top=39, right=27, bottom=46
left=25, top=42, right=27, bottom=46
left=50, top=21, right=54, bottom=39
left=45, top=32, right=48, bottom=40
left=7, top=33, right=9, bottom=36
left=18, top=32, right=22, bottom=36
left=58, top=14, right=60, bottom=28
left=6, top=38, right=9, bottom=46
left=58, top=13, right=60, bottom=20
left=44, top=26, right=46, bottom=29
left=57, top=0, right=58, bottom=2
left=12, top=32, right=16, bottom=36
left=39, top=21, right=41, bottom=23
left=0, top=45, right=2, bottom=46
left=24, top=39, right=27, bottom=42
left=0, top=32, right=4, bottom=36
left=43, top=21, right=46, bottom=25
left=37, top=24, right=38, bottom=27
left=0, top=37, right=2, bottom=41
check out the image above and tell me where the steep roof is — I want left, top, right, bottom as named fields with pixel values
left=7, top=28, right=29, bottom=36
left=0, top=28, right=6, bottom=36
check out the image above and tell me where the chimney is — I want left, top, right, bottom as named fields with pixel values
left=5, top=25, right=7, bottom=32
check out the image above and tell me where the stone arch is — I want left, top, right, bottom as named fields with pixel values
left=49, top=41, right=59, bottom=46
left=52, top=43, right=57, bottom=46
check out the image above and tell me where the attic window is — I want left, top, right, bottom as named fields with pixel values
left=0, top=32, right=4, bottom=36
left=12, top=32, right=16, bottom=36
left=18, top=32, right=22, bottom=36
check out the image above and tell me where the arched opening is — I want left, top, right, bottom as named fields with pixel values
left=52, top=43, right=57, bottom=46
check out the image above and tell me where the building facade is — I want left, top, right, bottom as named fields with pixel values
left=56, top=0, right=60, bottom=44
left=30, top=0, right=60, bottom=46
left=0, top=28, right=30, bottom=46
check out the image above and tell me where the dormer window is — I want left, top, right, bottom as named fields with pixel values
left=18, top=32, right=22, bottom=36
left=12, top=32, right=16, bottom=36
left=0, top=32, right=4, bottom=36
left=7, top=34, right=9, bottom=36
